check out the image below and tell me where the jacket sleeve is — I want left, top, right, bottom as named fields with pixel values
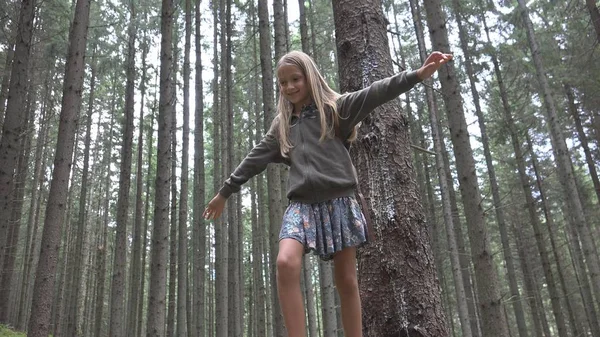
left=219, top=116, right=283, bottom=198
left=336, top=70, right=421, bottom=138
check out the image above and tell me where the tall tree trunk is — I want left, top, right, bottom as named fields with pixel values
left=587, top=0, right=600, bottom=43
left=110, top=1, right=137, bottom=334
left=319, top=261, right=337, bottom=336
left=224, top=0, right=241, bottom=333
left=422, top=0, right=509, bottom=335
left=178, top=0, right=191, bottom=333
left=257, top=0, right=284, bottom=334
left=138, top=97, right=157, bottom=337
left=193, top=0, right=206, bottom=335
left=26, top=0, right=91, bottom=333
left=146, top=0, right=175, bottom=332
left=450, top=1, right=533, bottom=336
left=210, top=0, right=224, bottom=335
left=0, top=0, right=36, bottom=297
left=2, top=94, right=33, bottom=325
left=564, top=84, right=600, bottom=204
left=250, top=10, right=266, bottom=334
left=63, top=49, right=96, bottom=337
left=127, top=29, right=149, bottom=337
left=17, top=69, right=50, bottom=330
left=517, top=0, right=600, bottom=306
left=94, top=117, right=114, bottom=337
left=527, top=133, right=600, bottom=336
left=167, top=51, right=179, bottom=337
left=332, top=1, right=448, bottom=335
left=405, top=0, right=473, bottom=334
left=0, top=40, right=15, bottom=130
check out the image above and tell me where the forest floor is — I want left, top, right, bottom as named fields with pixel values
left=0, top=325, right=26, bottom=337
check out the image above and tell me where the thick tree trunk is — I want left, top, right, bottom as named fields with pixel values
left=26, top=0, right=91, bottom=334
left=146, top=0, right=174, bottom=333
left=332, top=1, right=448, bottom=335
left=517, top=0, right=600, bottom=307
left=0, top=0, right=36, bottom=295
left=422, top=0, right=508, bottom=335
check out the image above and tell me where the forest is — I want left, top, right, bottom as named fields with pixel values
left=0, top=0, right=599, bottom=336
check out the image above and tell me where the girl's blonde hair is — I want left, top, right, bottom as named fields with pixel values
left=275, top=51, right=356, bottom=157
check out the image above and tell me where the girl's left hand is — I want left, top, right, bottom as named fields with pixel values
left=416, top=52, right=453, bottom=80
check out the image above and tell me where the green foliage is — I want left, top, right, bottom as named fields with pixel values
left=0, top=325, right=26, bottom=337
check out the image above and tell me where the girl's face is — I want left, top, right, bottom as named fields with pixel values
left=277, top=64, right=311, bottom=113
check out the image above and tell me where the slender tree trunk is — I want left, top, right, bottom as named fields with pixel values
left=63, top=49, right=96, bottom=337
left=94, top=117, right=114, bottom=337
left=0, top=0, right=36, bottom=296
left=0, top=40, right=15, bottom=130
left=177, top=0, right=192, bottom=333
left=527, top=133, right=600, bottom=336
left=26, top=0, right=91, bottom=333
left=319, top=261, right=337, bottom=336
left=332, top=2, right=447, bottom=335
left=146, top=0, right=175, bottom=332
left=166, top=54, right=178, bottom=337
left=421, top=0, right=508, bottom=335
left=109, top=1, right=137, bottom=334
left=517, top=0, right=600, bottom=307
left=257, top=0, right=284, bottom=334
left=587, top=0, right=600, bottom=43
left=138, top=97, right=156, bottom=337
left=3, top=96, right=33, bottom=326
left=17, top=70, right=50, bottom=330
left=210, top=0, right=223, bottom=335
left=564, top=84, right=600, bottom=204
left=193, top=0, right=206, bottom=335
left=450, top=2, right=533, bottom=336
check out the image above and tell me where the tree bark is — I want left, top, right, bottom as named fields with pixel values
left=421, top=0, right=509, bottom=335
left=257, top=0, right=284, bottom=334
left=126, top=25, right=149, bottom=337
left=587, top=0, right=600, bottom=43
left=0, top=0, right=36, bottom=293
left=146, top=0, right=174, bottom=333
left=193, top=0, right=206, bottom=335
left=177, top=0, right=191, bottom=334
left=332, top=1, right=448, bottom=335
left=564, top=84, right=600, bottom=204
left=26, top=0, right=91, bottom=333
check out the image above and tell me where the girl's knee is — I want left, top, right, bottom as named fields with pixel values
left=335, top=271, right=359, bottom=296
left=276, top=252, right=302, bottom=276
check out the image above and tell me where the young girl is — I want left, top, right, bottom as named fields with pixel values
left=204, top=50, right=452, bottom=337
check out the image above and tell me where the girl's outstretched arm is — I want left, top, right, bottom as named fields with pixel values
left=204, top=116, right=284, bottom=220
left=336, top=51, right=452, bottom=138
left=416, top=52, right=452, bottom=80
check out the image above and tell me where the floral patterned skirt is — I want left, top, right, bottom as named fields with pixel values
left=279, top=196, right=369, bottom=261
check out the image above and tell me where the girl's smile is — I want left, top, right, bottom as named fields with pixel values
left=277, top=64, right=311, bottom=113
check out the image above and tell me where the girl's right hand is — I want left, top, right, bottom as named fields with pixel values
left=203, top=193, right=227, bottom=220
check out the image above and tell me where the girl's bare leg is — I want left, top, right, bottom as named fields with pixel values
left=277, top=238, right=306, bottom=337
left=333, top=247, right=362, bottom=337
